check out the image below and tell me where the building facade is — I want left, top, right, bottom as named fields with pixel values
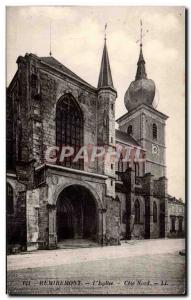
left=6, top=38, right=184, bottom=252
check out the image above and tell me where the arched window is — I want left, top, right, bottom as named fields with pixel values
left=7, top=183, right=14, bottom=214
left=127, top=125, right=132, bottom=135
left=153, top=123, right=157, bottom=140
left=153, top=201, right=157, bottom=223
left=134, top=199, right=140, bottom=224
left=56, top=94, right=84, bottom=170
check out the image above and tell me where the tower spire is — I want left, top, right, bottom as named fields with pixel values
left=135, top=20, right=147, bottom=80
left=98, top=25, right=114, bottom=89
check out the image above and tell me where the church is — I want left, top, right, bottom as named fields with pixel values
left=6, top=34, right=184, bottom=252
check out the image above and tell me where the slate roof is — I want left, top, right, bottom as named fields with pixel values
left=115, top=129, right=141, bottom=147
left=40, top=56, right=95, bottom=89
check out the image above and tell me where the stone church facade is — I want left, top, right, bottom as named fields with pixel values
left=6, top=38, right=185, bottom=252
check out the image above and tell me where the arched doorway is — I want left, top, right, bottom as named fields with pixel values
left=56, top=185, right=98, bottom=243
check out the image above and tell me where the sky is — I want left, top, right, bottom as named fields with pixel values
left=6, top=6, right=185, bottom=200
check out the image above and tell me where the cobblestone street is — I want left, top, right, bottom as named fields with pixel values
left=7, top=239, right=186, bottom=295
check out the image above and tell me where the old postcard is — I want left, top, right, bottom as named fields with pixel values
left=6, top=6, right=186, bottom=295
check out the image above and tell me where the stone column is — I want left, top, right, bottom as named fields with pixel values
left=47, top=204, right=57, bottom=249
left=98, top=208, right=107, bottom=245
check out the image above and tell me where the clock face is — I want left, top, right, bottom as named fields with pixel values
left=152, top=144, right=159, bottom=155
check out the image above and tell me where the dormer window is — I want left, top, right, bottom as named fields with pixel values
left=153, top=123, right=157, bottom=140
left=127, top=125, right=132, bottom=135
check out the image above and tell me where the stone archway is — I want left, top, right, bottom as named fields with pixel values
left=56, top=184, right=99, bottom=244
left=47, top=181, right=106, bottom=248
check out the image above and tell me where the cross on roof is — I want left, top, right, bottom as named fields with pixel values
left=136, top=19, right=149, bottom=46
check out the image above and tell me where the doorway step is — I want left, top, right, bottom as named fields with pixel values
left=57, top=239, right=99, bottom=249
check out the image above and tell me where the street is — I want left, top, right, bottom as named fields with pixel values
left=7, top=238, right=186, bottom=295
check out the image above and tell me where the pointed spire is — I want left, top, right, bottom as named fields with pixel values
left=135, top=20, right=147, bottom=80
left=98, top=38, right=114, bottom=89
left=135, top=44, right=147, bottom=80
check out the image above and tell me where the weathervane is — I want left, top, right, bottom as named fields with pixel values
left=104, top=23, right=107, bottom=41
left=49, top=21, right=52, bottom=56
left=136, top=19, right=149, bottom=47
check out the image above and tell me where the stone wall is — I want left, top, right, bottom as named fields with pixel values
left=26, top=189, right=40, bottom=251
left=6, top=176, right=26, bottom=251
left=106, top=196, right=120, bottom=245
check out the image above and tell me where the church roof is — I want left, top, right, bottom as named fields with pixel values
left=40, top=56, right=95, bottom=89
left=97, top=39, right=115, bottom=90
left=115, top=129, right=141, bottom=147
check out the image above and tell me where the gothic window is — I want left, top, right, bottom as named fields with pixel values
left=7, top=183, right=14, bottom=214
left=127, top=125, right=132, bottom=135
left=153, top=201, right=157, bottom=223
left=153, top=123, right=157, bottom=140
left=134, top=199, right=140, bottom=224
left=56, top=94, right=84, bottom=170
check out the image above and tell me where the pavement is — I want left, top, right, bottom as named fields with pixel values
left=7, top=238, right=186, bottom=295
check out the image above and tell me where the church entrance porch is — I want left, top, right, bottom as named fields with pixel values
left=56, top=185, right=98, bottom=244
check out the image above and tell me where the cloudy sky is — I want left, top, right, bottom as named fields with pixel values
left=6, top=6, right=185, bottom=200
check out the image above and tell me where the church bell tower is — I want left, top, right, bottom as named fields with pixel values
left=117, top=33, right=168, bottom=179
